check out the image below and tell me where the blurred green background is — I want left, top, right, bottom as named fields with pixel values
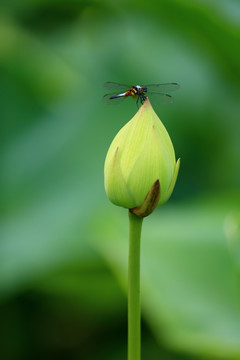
left=1, top=0, right=240, bottom=359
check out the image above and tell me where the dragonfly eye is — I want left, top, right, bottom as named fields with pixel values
left=143, top=87, right=147, bottom=93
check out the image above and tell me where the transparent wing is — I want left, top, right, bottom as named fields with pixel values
left=145, top=83, right=180, bottom=93
left=148, top=92, right=174, bottom=105
left=104, top=82, right=131, bottom=90
left=103, top=93, right=126, bottom=105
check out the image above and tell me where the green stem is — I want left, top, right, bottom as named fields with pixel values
left=128, top=211, right=143, bottom=360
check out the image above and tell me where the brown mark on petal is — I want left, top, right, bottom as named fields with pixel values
left=130, top=179, right=161, bottom=218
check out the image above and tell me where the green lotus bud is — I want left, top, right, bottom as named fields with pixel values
left=104, top=98, right=180, bottom=216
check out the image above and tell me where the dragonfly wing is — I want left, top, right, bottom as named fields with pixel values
left=148, top=92, right=174, bottom=105
left=103, top=93, right=126, bottom=104
left=145, top=83, right=180, bottom=93
left=104, top=82, right=131, bottom=90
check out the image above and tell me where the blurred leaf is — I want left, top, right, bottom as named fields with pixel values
left=91, top=194, right=240, bottom=359
left=0, top=18, right=78, bottom=104
left=35, top=261, right=126, bottom=320
left=225, top=211, right=240, bottom=273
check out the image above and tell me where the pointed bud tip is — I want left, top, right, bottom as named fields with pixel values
left=142, top=97, right=151, bottom=107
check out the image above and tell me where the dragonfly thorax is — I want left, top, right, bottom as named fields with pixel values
left=132, top=86, right=147, bottom=96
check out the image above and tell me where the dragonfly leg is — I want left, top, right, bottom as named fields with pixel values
left=136, top=96, right=140, bottom=108
left=140, top=95, right=146, bottom=105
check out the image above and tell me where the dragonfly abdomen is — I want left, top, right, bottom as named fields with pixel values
left=110, top=92, right=127, bottom=99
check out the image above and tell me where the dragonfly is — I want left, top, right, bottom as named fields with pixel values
left=103, top=82, right=180, bottom=107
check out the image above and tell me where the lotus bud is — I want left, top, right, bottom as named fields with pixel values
left=104, top=98, right=180, bottom=217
